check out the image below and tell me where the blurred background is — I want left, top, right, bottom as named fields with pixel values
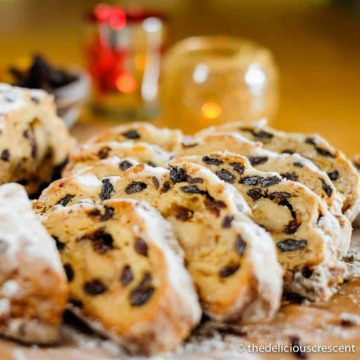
left=0, top=0, right=359, bottom=154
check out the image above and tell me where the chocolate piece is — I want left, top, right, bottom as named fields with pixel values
left=122, top=130, right=140, bottom=139
left=202, top=155, right=223, bottom=166
left=135, top=237, right=148, bottom=257
left=321, top=179, right=333, bottom=197
left=119, top=160, right=133, bottom=171
left=277, top=239, right=307, bottom=252
left=64, top=263, right=74, bottom=282
left=216, top=169, right=236, bottom=183
left=100, top=179, right=114, bottom=200
left=175, top=206, right=194, bottom=221
left=219, top=264, right=240, bottom=278
left=125, top=181, right=147, bottom=194
left=247, top=188, right=263, bottom=200
left=235, top=235, right=247, bottom=256
left=120, top=265, right=133, bottom=287
left=248, top=156, right=268, bottom=165
left=222, top=215, right=234, bottom=228
left=57, top=194, right=74, bottom=206
left=84, top=279, right=108, bottom=296
left=0, top=149, right=10, bottom=162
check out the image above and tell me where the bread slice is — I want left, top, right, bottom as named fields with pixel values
left=62, top=141, right=172, bottom=177
left=42, top=199, right=200, bottom=355
left=177, top=152, right=348, bottom=300
left=87, top=121, right=183, bottom=152
left=0, top=183, right=68, bottom=344
left=198, top=122, right=360, bottom=221
left=35, top=164, right=283, bottom=324
left=0, top=83, right=72, bottom=195
left=352, top=154, right=360, bottom=228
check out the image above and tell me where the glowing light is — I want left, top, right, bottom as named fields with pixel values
left=193, top=64, right=208, bottom=84
left=116, top=74, right=137, bottom=93
left=94, top=3, right=112, bottom=22
left=143, top=17, right=162, bottom=33
left=245, top=64, right=267, bottom=96
left=201, top=102, right=222, bottom=119
left=109, top=7, right=126, bottom=30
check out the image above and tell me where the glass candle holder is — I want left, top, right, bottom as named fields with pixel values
left=159, top=36, right=278, bottom=133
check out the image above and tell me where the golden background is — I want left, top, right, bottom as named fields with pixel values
left=0, top=0, right=359, bottom=155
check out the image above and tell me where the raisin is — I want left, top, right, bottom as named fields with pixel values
left=293, top=161, right=303, bottom=168
left=91, top=229, right=114, bottom=254
left=290, top=336, right=307, bottom=359
left=222, top=215, right=234, bottom=228
left=125, top=181, right=147, bottom=194
left=321, top=179, right=333, bottom=197
left=64, top=263, right=74, bottom=282
left=301, top=268, right=313, bottom=279
left=175, top=206, right=194, bottom=221
left=122, top=129, right=140, bottom=139
left=151, top=176, right=160, bottom=189
left=147, top=161, right=156, bottom=167
left=326, top=170, right=339, bottom=181
left=281, top=172, right=298, bottom=182
left=100, top=206, right=114, bottom=221
left=239, top=176, right=263, bottom=186
left=120, top=265, right=133, bottom=286
left=277, top=239, right=307, bottom=252
left=180, top=185, right=203, bottom=194
left=245, top=129, right=274, bottom=139
left=202, top=155, right=223, bottom=166
left=188, top=177, right=204, bottom=184
left=219, top=264, right=240, bottom=278
left=130, top=272, right=155, bottom=306
left=84, top=279, right=107, bottom=296
left=135, top=237, right=148, bottom=256
left=181, top=142, right=198, bottom=148
left=0, top=149, right=10, bottom=162
left=57, top=194, right=74, bottom=206
left=315, top=146, right=335, bottom=158
left=216, top=169, right=236, bottom=183
left=230, top=162, right=245, bottom=175
left=31, top=96, right=40, bottom=104
left=305, top=137, right=316, bottom=145
left=235, top=235, right=247, bottom=256
left=269, top=191, right=291, bottom=200
left=161, top=181, right=171, bottom=193
left=0, top=239, right=8, bottom=253
left=247, top=188, right=262, bottom=200
left=100, top=179, right=114, bottom=200
left=281, top=149, right=295, bottom=155
left=88, top=208, right=101, bottom=217
left=260, top=176, right=281, bottom=187
left=204, top=198, right=226, bottom=216
left=69, top=298, right=83, bottom=308
left=248, top=156, right=268, bottom=165
left=119, top=160, right=133, bottom=171
left=284, top=220, right=300, bottom=234
left=97, top=146, right=111, bottom=159
left=52, top=235, right=65, bottom=250
left=169, top=166, right=187, bottom=183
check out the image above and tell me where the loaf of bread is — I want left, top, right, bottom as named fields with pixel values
left=62, top=141, right=172, bottom=177
left=0, top=183, right=68, bottom=344
left=42, top=199, right=201, bottom=355
left=87, top=122, right=183, bottom=152
left=0, top=83, right=72, bottom=195
left=177, top=152, right=348, bottom=300
left=35, top=163, right=283, bottom=324
left=198, top=123, right=360, bottom=221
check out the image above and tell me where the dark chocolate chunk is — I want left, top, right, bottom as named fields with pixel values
left=57, top=194, right=75, bottom=206
left=100, top=178, right=114, bottom=200
left=175, top=206, right=194, bottom=221
left=135, top=237, right=148, bottom=257
left=169, top=166, right=187, bottom=183
left=247, top=188, right=263, bottom=200
left=222, top=215, right=234, bottom=228
left=151, top=176, right=160, bottom=189
left=161, top=181, right=171, bottom=193
left=293, top=161, right=304, bottom=168
left=305, top=137, right=317, bottom=145
left=120, top=265, right=133, bottom=286
left=64, top=263, right=74, bottom=282
left=204, top=198, right=226, bottom=216
left=0, top=149, right=10, bottom=162
left=0, top=239, right=8, bottom=253
left=315, top=146, right=335, bottom=158
left=284, top=220, right=300, bottom=234
left=180, top=185, right=203, bottom=194
left=84, top=279, right=108, bottom=296
left=260, top=176, right=281, bottom=187
left=269, top=191, right=291, bottom=200
left=277, top=239, right=307, bottom=252
left=219, top=264, right=240, bottom=278
left=91, top=229, right=114, bottom=254
left=216, top=169, right=236, bottom=183
left=248, top=156, right=268, bottom=165
left=52, top=235, right=65, bottom=250
left=235, top=235, right=247, bottom=256
left=290, top=336, right=308, bottom=359
left=125, top=181, right=147, bottom=194
left=119, top=160, right=133, bottom=171
left=130, top=272, right=155, bottom=306
left=239, top=176, right=263, bottom=186
left=321, top=179, right=333, bottom=197
left=327, top=170, right=339, bottom=181
left=281, top=172, right=299, bottom=182
left=97, top=146, right=111, bottom=159
left=230, top=162, right=245, bottom=175
left=122, top=129, right=140, bottom=139
left=202, top=155, right=223, bottom=166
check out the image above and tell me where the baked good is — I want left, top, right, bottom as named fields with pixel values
left=178, top=133, right=343, bottom=215
left=87, top=122, right=183, bottom=152
left=178, top=152, right=348, bottom=300
left=352, top=154, right=360, bottom=228
left=62, top=141, right=172, bottom=177
left=198, top=122, right=360, bottom=221
left=35, top=163, right=283, bottom=324
left=0, top=83, right=72, bottom=195
left=0, top=183, right=68, bottom=344
left=42, top=199, right=201, bottom=355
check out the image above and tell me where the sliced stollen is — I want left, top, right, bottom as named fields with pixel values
left=353, top=154, right=360, bottom=228
left=62, top=141, right=173, bottom=177
left=42, top=199, right=201, bottom=356
left=0, top=183, right=68, bottom=344
left=198, top=122, right=360, bottom=221
left=177, top=152, right=348, bottom=300
left=35, top=164, right=283, bottom=324
left=87, top=121, right=183, bottom=152
left=0, top=83, right=72, bottom=195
